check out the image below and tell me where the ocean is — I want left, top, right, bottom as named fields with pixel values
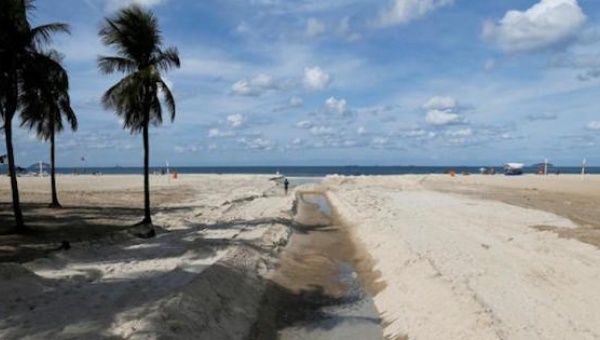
left=11, top=165, right=598, bottom=177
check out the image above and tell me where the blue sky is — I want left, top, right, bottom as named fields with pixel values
left=4, top=0, right=600, bottom=166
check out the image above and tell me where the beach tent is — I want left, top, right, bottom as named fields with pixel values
left=504, top=163, right=524, bottom=176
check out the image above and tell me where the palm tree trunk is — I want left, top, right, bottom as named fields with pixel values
left=3, top=118, right=25, bottom=231
left=49, top=128, right=61, bottom=208
left=142, top=120, right=152, bottom=225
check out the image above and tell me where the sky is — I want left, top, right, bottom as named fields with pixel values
left=3, top=0, right=600, bottom=167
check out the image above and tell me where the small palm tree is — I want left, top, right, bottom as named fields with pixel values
left=20, top=52, right=77, bottom=208
left=0, top=0, right=70, bottom=231
left=98, top=5, right=180, bottom=233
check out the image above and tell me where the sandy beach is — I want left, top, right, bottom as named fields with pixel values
left=325, top=174, right=600, bottom=340
left=1, top=174, right=600, bottom=339
left=0, top=175, right=294, bottom=339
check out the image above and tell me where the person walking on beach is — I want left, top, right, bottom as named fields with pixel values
left=284, top=178, right=290, bottom=195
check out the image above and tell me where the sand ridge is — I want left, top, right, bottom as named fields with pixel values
left=0, top=175, right=293, bottom=339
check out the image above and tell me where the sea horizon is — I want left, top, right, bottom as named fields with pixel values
left=4, top=165, right=597, bottom=177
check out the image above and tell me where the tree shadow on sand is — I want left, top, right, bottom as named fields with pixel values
left=0, top=202, right=196, bottom=263
left=0, top=215, right=382, bottom=340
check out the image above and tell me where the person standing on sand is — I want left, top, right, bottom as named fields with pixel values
left=284, top=178, right=290, bottom=195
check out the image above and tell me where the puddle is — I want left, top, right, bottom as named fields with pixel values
left=301, top=193, right=333, bottom=217
left=250, top=192, right=384, bottom=340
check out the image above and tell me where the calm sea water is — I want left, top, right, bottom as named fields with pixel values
left=28, top=165, right=600, bottom=177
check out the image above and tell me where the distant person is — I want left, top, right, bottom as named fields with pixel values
left=284, top=178, right=289, bottom=195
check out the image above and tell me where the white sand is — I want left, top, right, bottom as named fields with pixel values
left=325, top=175, right=600, bottom=340
left=0, top=175, right=293, bottom=339
left=4, top=174, right=600, bottom=339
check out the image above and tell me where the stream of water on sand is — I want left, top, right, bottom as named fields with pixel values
left=250, top=192, right=384, bottom=339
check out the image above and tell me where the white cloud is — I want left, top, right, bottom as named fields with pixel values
left=400, top=129, right=426, bottom=137
left=174, top=144, right=199, bottom=153
left=237, top=137, right=273, bottom=150
left=357, top=126, right=366, bottom=135
left=325, top=97, right=349, bottom=115
left=370, top=136, right=390, bottom=148
left=400, top=129, right=438, bottom=139
left=296, top=120, right=313, bottom=129
left=227, top=114, right=246, bottom=128
left=483, top=0, right=586, bottom=53
left=208, top=128, right=234, bottom=138
left=310, top=126, right=335, bottom=136
left=586, top=121, right=600, bottom=130
left=231, top=74, right=279, bottom=96
left=423, top=96, right=464, bottom=126
left=425, top=109, right=464, bottom=126
left=376, top=0, right=454, bottom=27
left=445, top=128, right=473, bottom=137
left=423, top=96, right=458, bottom=110
left=231, top=80, right=257, bottom=96
left=306, top=18, right=326, bottom=37
left=106, top=0, right=166, bottom=10
left=303, top=66, right=332, bottom=91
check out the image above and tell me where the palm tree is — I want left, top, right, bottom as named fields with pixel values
left=0, top=0, right=69, bottom=232
left=20, top=52, right=77, bottom=208
left=98, top=5, right=180, bottom=233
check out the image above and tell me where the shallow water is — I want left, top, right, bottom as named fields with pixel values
left=251, top=192, right=383, bottom=340
left=301, top=193, right=332, bottom=216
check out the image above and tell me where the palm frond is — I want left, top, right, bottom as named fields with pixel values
left=102, top=72, right=147, bottom=133
left=30, top=23, right=70, bottom=47
left=149, top=93, right=163, bottom=127
left=97, top=56, right=137, bottom=74
left=153, top=47, right=180, bottom=72
left=158, top=79, right=176, bottom=122
left=60, top=98, right=78, bottom=131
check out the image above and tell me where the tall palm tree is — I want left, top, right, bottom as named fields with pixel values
left=0, top=0, right=69, bottom=232
left=20, top=52, right=77, bottom=208
left=98, top=5, right=180, bottom=233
